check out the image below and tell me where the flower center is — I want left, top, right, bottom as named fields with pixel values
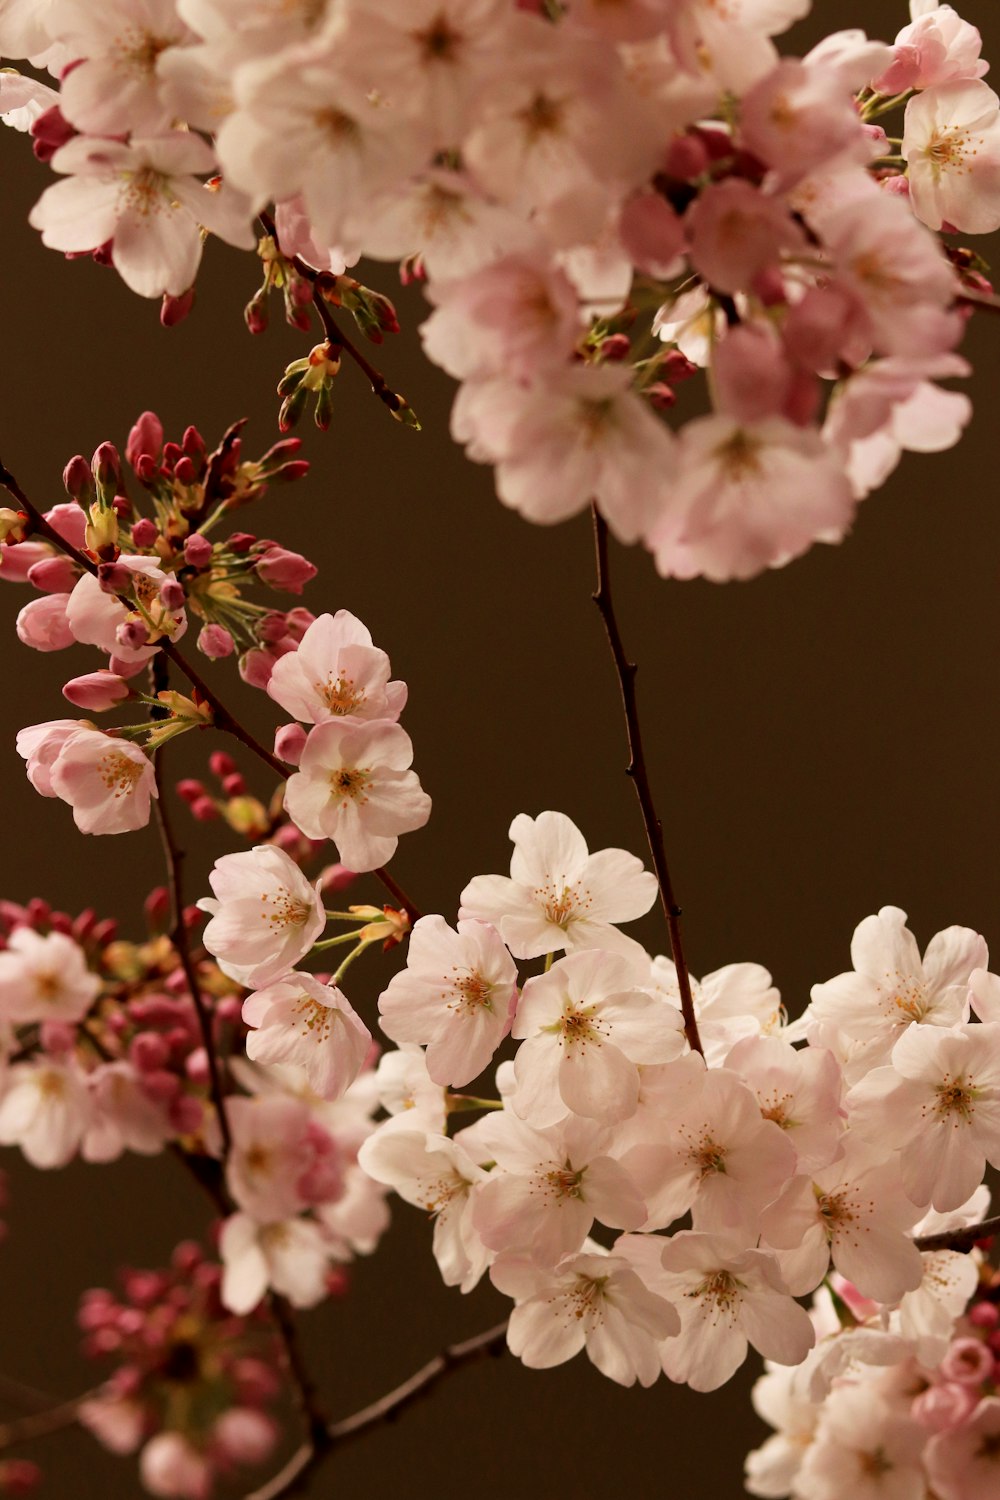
left=122, top=169, right=169, bottom=218
left=113, top=27, right=173, bottom=77
left=564, top=1274, right=607, bottom=1321
left=521, top=92, right=565, bottom=139
left=923, top=128, right=979, bottom=177
left=291, top=995, right=336, bottom=1044
left=689, top=1269, right=740, bottom=1317
left=319, top=674, right=365, bottom=714
left=932, top=1074, right=977, bottom=1123
left=541, top=1162, right=586, bottom=1200
left=716, top=429, right=763, bottom=480
left=415, top=14, right=462, bottom=60
left=314, top=107, right=359, bottom=145
left=330, top=766, right=370, bottom=805
left=448, top=969, right=495, bottom=1015
left=545, top=1004, right=604, bottom=1052
left=535, top=880, right=590, bottom=928
left=99, top=750, right=145, bottom=798
left=262, top=890, right=311, bottom=931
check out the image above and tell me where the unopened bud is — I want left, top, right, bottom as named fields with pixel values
left=97, top=561, right=132, bottom=595
left=26, top=556, right=78, bottom=593
left=63, top=454, right=94, bottom=503
left=646, top=382, right=677, bottom=410
left=125, top=412, right=164, bottom=471
left=224, top=795, right=270, bottom=836
left=183, top=534, right=212, bottom=568
left=91, top=442, right=121, bottom=492
left=158, top=578, right=185, bottom=610
left=274, top=722, right=307, bottom=766
left=173, top=455, right=196, bottom=486
left=161, top=287, right=195, bottom=327
left=142, top=887, right=171, bottom=936
left=62, top=671, right=130, bottom=712
left=209, top=750, right=237, bottom=779
left=116, top=617, right=148, bottom=651
left=196, top=622, right=234, bottom=659
left=131, top=518, right=158, bottom=548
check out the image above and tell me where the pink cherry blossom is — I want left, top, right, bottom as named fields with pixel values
left=795, top=1384, right=925, bottom=1500
left=47, top=729, right=158, bottom=835
left=510, top=949, right=685, bottom=1127
left=739, top=58, right=867, bottom=190
left=243, top=973, right=372, bottom=1102
left=266, top=610, right=406, bottom=726
left=622, top=1056, right=796, bottom=1232
left=15, top=719, right=82, bottom=796
left=470, top=1112, right=646, bottom=1266
left=847, top=1023, right=1000, bottom=1212
left=284, top=719, right=431, bottom=873
left=67, top=555, right=187, bottom=667
left=904, top=80, right=1000, bottom=234
left=224, top=1095, right=323, bottom=1223
left=658, top=1231, right=814, bottom=1392
left=649, top=954, right=782, bottom=1064
left=460, top=810, right=657, bottom=961
left=725, top=1034, right=844, bottom=1172
left=759, top=1137, right=924, bottom=1302
left=421, top=254, right=582, bottom=381
left=83, top=1061, right=173, bottom=1163
left=493, top=1243, right=679, bottom=1387
left=197, top=844, right=325, bottom=990
left=926, top=1397, right=1000, bottom=1500
left=139, top=1433, right=211, bottom=1500
left=219, top=1212, right=331, bottom=1314
left=56, top=0, right=192, bottom=137
left=0, top=1058, right=92, bottom=1167
left=875, top=3, right=989, bottom=96
left=15, top=593, right=74, bottom=652
left=895, top=1250, right=979, bottom=1366
left=0, top=926, right=100, bottom=1025
left=30, top=132, right=254, bottom=298
left=358, top=1124, right=490, bottom=1292
left=378, top=916, right=517, bottom=1088
left=685, top=178, right=806, bottom=296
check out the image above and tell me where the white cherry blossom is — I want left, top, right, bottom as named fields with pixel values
left=266, top=610, right=407, bottom=727
left=284, top=719, right=431, bottom=873
left=795, top=1384, right=925, bottom=1500
left=243, top=973, right=372, bottom=1102
left=903, top=80, right=1000, bottom=234
left=197, top=844, right=325, bottom=990
left=220, top=1212, right=330, bottom=1314
left=55, top=0, right=193, bottom=137
left=377, top=916, right=517, bottom=1088
left=459, top=810, right=657, bottom=961
left=0, top=927, right=100, bottom=1025
left=0, top=1058, right=92, bottom=1168
left=47, top=729, right=158, bottom=835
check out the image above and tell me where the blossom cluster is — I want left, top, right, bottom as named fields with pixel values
left=0, top=1, right=996, bottom=580
left=745, top=1246, right=1000, bottom=1499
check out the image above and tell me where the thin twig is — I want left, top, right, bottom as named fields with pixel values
left=256, top=212, right=397, bottom=406
left=0, top=460, right=421, bottom=920
left=243, top=1320, right=509, bottom=1500
left=153, top=744, right=232, bottom=1158
left=0, top=1389, right=99, bottom=1450
left=914, top=1214, right=1000, bottom=1253
left=590, top=506, right=703, bottom=1057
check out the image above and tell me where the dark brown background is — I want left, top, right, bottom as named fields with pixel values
left=1, top=3, right=999, bottom=1493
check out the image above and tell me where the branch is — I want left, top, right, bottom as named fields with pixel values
left=243, top=1320, right=509, bottom=1500
left=153, top=740, right=232, bottom=1158
left=914, top=1214, right=1000, bottom=1253
left=0, top=1389, right=99, bottom=1450
left=0, top=460, right=421, bottom=920
left=590, top=507, right=703, bottom=1057
left=256, top=212, right=398, bottom=409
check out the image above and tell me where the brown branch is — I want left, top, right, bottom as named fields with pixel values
left=153, top=743, right=232, bottom=1158
left=256, top=212, right=397, bottom=407
left=591, top=507, right=703, bottom=1056
left=0, top=1389, right=99, bottom=1450
left=914, top=1214, right=1000, bottom=1253
left=243, top=1320, right=509, bottom=1500
left=0, top=460, right=421, bottom=920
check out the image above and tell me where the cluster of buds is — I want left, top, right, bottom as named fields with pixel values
left=277, top=341, right=343, bottom=432
left=244, top=232, right=314, bottom=336
left=77, top=1241, right=282, bottom=1500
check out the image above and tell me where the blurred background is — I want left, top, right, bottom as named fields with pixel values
left=1, top=1, right=999, bottom=1493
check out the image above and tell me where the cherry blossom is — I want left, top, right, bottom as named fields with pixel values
left=46, top=728, right=158, bottom=835
left=470, top=1112, right=646, bottom=1266
left=847, top=1023, right=1000, bottom=1211
left=649, top=954, right=782, bottom=1064
left=284, top=719, right=431, bottom=872
left=795, top=1383, right=926, bottom=1500
left=55, top=0, right=193, bottom=137
left=0, top=926, right=100, bottom=1025
left=925, top=1397, right=1000, bottom=1499
left=724, top=1035, right=844, bottom=1173
left=30, top=132, right=254, bottom=298
left=377, top=916, right=517, bottom=1088
left=197, top=844, right=326, bottom=990
left=242, top=973, right=372, bottom=1102
left=459, top=810, right=657, bottom=961
left=903, top=80, right=1000, bottom=233
left=510, top=948, right=685, bottom=1127
left=0, top=1058, right=92, bottom=1168
left=744, top=1362, right=820, bottom=1498
left=219, top=1212, right=331, bottom=1314
left=266, top=610, right=407, bottom=727
left=492, top=1243, right=679, bottom=1387
left=657, top=1231, right=814, bottom=1392
left=876, top=2, right=989, bottom=95
left=224, top=1095, right=326, bottom=1223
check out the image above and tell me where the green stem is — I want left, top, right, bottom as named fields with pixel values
left=331, top=937, right=379, bottom=987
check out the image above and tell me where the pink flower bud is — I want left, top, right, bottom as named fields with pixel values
left=184, top=535, right=212, bottom=569
left=0, top=541, right=50, bottom=583
left=40, top=1021, right=76, bottom=1054
left=16, top=594, right=75, bottom=651
left=45, top=502, right=88, bottom=549
left=131, top=518, right=159, bottom=549
left=174, top=456, right=196, bottom=485
left=126, top=412, right=164, bottom=471
left=108, top=654, right=149, bottom=680
left=182, top=427, right=205, bottom=461
left=254, top=546, right=317, bottom=595
left=160, top=288, right=195, bottom=328
left=969, top=1302, right=999, bottom=1330
left=116, top=618, right=149, bottom=651
left=159, top=578, right=185, bottom=610
left=211, top=1409, right=277, bottom=1466
left=228, top=532, right=256, bottom=553
left=197, top=623, right=234, bottom=659
left=941, top=1337, right=995, bottom=1385
left=91, top=443, right=121, bottom=490
left=62, top=671, right=130, bottom=712
left=662, top=132, right=711, bottom=180
left=209, top=751, right=237, bottom=778
left=0, top=1458, right=43, bottom=1495
left=274, top=723, right=307, bottom=765
left=230, top=1358, right=280, bottom=1405
left=176, top=779, right=207, bottom=805
left=63, top=455, right=94, bottom=502
left=98, top=562, right=132, bottom=595
left=912, top=1381, right=978, bottom=1430
left=221, top=772, right=246, bottom=797
left=191, top=796, right=219, bottom=823
left=139, top=1433, right=212, bottom=1500
left=27, top=555, right=78, bottom=592
left=645, top=382, right=676, bottom=410
left=284, top=607, right=315, bottom=641
left=239, top=648, right=275, bottom=689
left=129, top=1032, right=169, bottom=1073
left=319, top=863, right=356, bottom=895
left=135, top=454, right=159, bottom=484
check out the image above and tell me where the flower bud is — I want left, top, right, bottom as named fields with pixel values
left=125, top=412, right=164, bottom=472
left=254, top=546, right=317, bottom=595
left=239, top=648, right=275, bottom=689
left=183, top=534, right=212, bottom=569
left=97, top=561, right=132, bottom=595
left=16, top=595, right=75, bottom=651
left=91, top=442, right=121, bottom=492
left=319, top=863, right=356, bottom=895
left=131, top=518, right=158, bottom=549
left=26, top=555, right=78, bottom=593
left=116, top=618, right=149, bottom=651
left=160, top=287, right=195, bottom=327
left=62, top=672, right=130, bottom=711
left=63, top=454, right=94, bottom=503
left=196, top=623, right=234, bottom=659
left=274, top=723, right=307, bottom=766
left=158, top=578, right=186, bottom=611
